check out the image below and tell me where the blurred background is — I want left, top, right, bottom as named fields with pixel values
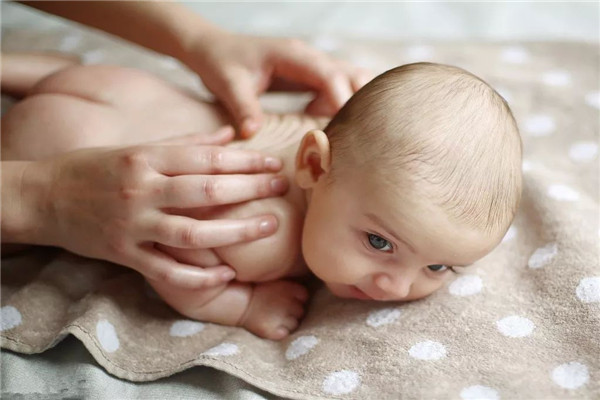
left=2, top=1, right=599, bottom=42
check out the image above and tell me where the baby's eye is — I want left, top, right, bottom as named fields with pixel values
left=427, top=264, right=449, bottom=272
left=367, top=233, right=392, bottom=252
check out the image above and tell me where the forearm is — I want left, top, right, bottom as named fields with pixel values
left=1, top=161, right=48, bottom=244
left=20, top=1, right=224, bottom=62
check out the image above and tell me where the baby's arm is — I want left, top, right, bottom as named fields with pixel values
left=148, top=277, right=308, bottom=340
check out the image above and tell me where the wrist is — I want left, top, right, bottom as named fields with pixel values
left=164, top=8, right=227, bottom=68
left=1, top=161, right=52, bottom=245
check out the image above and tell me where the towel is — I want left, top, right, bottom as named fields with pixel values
left=1, top=26, right=598, bottom=400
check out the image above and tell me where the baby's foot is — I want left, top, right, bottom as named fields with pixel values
left=241, top=280, right=308, bottom=340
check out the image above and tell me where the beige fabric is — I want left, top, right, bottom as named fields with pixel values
left=2, top=26, right=599, bottom=399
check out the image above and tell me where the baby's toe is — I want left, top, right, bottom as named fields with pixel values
left=292, top=285, right=309, bottom=302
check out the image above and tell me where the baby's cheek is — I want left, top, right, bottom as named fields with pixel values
left=405, top=278, right=446, bottom=301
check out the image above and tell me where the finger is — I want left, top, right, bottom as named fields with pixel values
left=148, top=214, right=280, bottom=249
left=272, top=50, right=353, bottom=112
left=151, top=126, right=235, bottom=146
left=157, top=173, right=288, bottom=208
left=338, top=60, right=374, bottom=92
left=155, top=243, right=222, bottom=267
left=350, top=68, right=374, bottom=92
left=147, top=146, right=283, bottom=175
left=214, top=69, right=264, bottom=138
left=135, top=245, right=236, bottom=288
left=304, top=92, right=338, bottom=116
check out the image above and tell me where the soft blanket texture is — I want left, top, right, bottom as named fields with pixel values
left=1, top=25, right=599, bottom=400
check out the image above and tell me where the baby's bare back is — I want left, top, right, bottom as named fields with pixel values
left=2, top=65, right=327, bottom=338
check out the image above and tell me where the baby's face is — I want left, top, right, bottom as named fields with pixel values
left=301, top=169, right=500, bottom=302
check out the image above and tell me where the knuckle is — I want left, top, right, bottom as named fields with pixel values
left=118, top=185, right=138, bottom=201
left=151, top=266, right=170, bottom=285
left=208, top=148, right=224, bottom=171
left=201, top=178, right=218, bottom=203
left=120, top=148, right=147, bottom=169
left=106, top=230, right=129, bottom=256
left=178, top=224, right=200, bottom=247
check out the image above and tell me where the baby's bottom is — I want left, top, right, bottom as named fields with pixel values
left=1, top=57, right=307, bottom=340
left=1, top=57, right=227, bottom=161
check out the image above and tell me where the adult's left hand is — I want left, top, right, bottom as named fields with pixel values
left=184, top=32, right=373, bottom=137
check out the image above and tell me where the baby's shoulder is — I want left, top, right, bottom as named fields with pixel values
left=209, top=195, right=307, bottom=282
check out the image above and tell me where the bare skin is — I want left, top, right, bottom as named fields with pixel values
left=2, top=63, right=325, bottom=340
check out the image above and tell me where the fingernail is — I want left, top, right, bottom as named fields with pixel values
left=265, top=157, right=282, bottom=171
left=259, top=217, right=277, bottom=235
left=270, top=176, right=288, bottom=193
left=221, top=270, right=236, bottom=281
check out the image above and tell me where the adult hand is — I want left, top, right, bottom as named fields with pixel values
left=12, top=127, right=288, bottom=288
left=184, top=32, right=373, bottom=137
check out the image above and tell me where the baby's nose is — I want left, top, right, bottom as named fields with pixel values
left=374, top=273, right=412, bottom=299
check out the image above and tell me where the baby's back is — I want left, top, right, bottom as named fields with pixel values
left=173, top=113, right=328, bottom=282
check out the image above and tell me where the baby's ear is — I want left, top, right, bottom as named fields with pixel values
left=295, top=130, right=331, bottom=189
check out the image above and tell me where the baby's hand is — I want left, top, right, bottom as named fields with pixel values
left=241, top=280, right=308, bottom=340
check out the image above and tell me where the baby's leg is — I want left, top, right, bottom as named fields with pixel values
left=1, top=52, right=80, bottom=97
left=149, top=277, right=308, bottom=340
left=2, top=63, right=228, bottom=161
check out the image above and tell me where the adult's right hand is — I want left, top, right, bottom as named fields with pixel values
left=9, top=129, right=288, bottom=288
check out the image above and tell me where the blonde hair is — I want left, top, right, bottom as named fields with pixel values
left=324, top=62, right=522, bottom=235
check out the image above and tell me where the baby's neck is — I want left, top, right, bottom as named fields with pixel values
left=229, top=113, right=328, bottom=213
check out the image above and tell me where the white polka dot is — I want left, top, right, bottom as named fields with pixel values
left=366, top=307, right=402, bottom=328
left=495, top=86, right=513, bottom=103
left=285, top=335, right=319, bottom=360
left=542, top=70, right=572, bottom=87
left=551, top=362, right=589, bottom=389
left=547, top=184, right=580, bottom=202
left=460, top=385, right=500, bottom=400
left=569, top=141, right=598, bottom=162
left=169, top=320, right=205, bottom=337
left=202, top=342, right=238, bottom=357
left=58, top=35, right=82, bottom=51
left=96, top=319, right=120, bottom=353
left=311, top=36, right=340, bottom=52
left=322, top=370, right=361, bottom=395
left=501, top=46, right=530, bottom=64
left=501, top=225, right=517, bottom=243
left=576, top=276, right=600, bottom=303
left=449, top=275, right=483, bottom=297
left=585, top=91, right=600, bottom=109
left=82, top=49, right=106, bottom=64
left=523, top=114, right=555, bottom=137
left=408, top=340, right=447, bottom=360
left=496, top=315, right=536, bottom=338
left=0, top=306, right=22, bottom=331
left=528, top=242, right=558, bottom=269
left=404, top=45, right=435, bottom=61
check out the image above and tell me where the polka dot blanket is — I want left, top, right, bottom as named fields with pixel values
left=2, top=27, right=598, bottom=400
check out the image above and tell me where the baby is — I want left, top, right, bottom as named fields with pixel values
left=2, top=59, right=522, bottom=340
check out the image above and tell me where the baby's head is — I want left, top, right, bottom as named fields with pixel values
left=294, top=62, right=522, bottom=301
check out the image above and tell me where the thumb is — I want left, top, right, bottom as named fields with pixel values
left=150, top=126, right=235, bottom=146
left=216, top=69, right=264, bottom=138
